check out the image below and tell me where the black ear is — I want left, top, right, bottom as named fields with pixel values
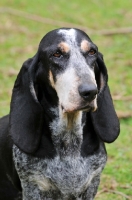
left=9, top=52, right=44, bottom=153
left=91, top=53, right=120, bottom=143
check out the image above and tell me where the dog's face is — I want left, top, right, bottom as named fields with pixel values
left=10, top=28, right=120, bottom=154
left=39, top=28, right=98, bottom=113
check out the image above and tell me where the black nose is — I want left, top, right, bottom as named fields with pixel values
left=78, top=84, right=98, bottom=101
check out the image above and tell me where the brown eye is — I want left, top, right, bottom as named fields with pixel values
left=88, top=49, right=96, bottom=56
left=53, top=51, right=62, bottom=58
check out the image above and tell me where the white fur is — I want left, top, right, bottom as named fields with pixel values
left=58, top=28, right=76, bottom=42
left=55, top=68, right=81, bottom=112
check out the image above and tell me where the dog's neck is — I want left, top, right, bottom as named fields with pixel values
left=49, top=106, right=84, bottom=158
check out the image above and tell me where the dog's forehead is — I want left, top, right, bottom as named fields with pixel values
left=39, top=28, right=93, bottom=52
left=57, top=29, right=93, bottom=53
left=57, top=28, right=77, bottom=41
left=57, top=28, right=92, bottom=45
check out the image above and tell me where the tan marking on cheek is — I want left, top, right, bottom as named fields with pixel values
left=92, top=98, right=97, bottom=112
left=49, top=70, right=55, bottom=88
left=58, top=42, right=70, bottom=53
left=81, top=40, right=90, bottom=52
left=100, top=73, right=105, bottom=91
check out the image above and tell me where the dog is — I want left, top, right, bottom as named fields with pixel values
left=0, top=28, right=120, bottom=200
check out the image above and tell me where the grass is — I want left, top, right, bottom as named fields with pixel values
left=0, top=0, right=132, bottom=199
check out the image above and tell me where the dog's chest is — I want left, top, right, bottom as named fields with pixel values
left=13, top=145, right=106, bottom=200
left=49, top=110, right=84, bottom=158
left=13, top=112, right=107, bottom=199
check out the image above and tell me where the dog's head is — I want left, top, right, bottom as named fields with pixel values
left=9, top=28, right=119, bottom=154
left=39, top=28, right=100, bottom=113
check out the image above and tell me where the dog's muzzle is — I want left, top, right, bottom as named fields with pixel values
left=61, top=83, right=98, bottom=113
left=76, top=83, right=98, bottom=112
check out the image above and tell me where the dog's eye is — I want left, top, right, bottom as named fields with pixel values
left=88, top=49, right=96, bottom=56
left=53, top=51, right=62, bottom=58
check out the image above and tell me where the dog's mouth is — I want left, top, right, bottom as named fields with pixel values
left=61, top=100, right=97, bottom=113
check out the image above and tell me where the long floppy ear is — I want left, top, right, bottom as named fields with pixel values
left=91, top=52, right=120, bottom=143
left=9, top=52, right=44, bottom=153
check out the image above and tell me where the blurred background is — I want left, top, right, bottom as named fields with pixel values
left=0, top=0, right=132, bottom=199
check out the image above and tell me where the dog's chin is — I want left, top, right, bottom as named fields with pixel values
left=61, top=100, right=97, bottom=113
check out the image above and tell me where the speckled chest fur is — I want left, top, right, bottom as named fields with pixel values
left=13, top=108, right=107, bottom=200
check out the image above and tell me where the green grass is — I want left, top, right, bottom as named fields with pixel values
left=0, top=0, right=132, bottom=199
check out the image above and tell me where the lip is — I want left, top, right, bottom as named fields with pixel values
left=61, top=102, right=96, bottom=113
left=76, top=104, right=91, bottom=111
left=77, top=104, right=96, bottom=112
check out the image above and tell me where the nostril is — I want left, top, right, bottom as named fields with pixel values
left=81, top=91, right=96, bottom=100
left=81, top=91, right=91, bottom=99
left=78, top=84, right=97, bottom=101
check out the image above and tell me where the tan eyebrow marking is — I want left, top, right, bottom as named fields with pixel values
left=58, top=42, right=70, bottom=53
left=81, top=40, right=90, bottom=52
left=49, top=70, right=55, bottom=88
